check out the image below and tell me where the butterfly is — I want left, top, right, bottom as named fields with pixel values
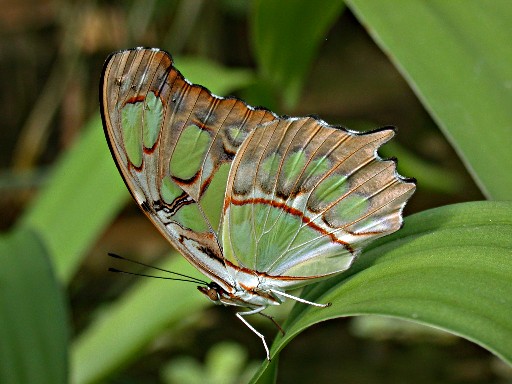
left=100, top=47, right=416, bottom=360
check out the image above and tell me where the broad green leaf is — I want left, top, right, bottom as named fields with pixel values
left=70, top=255, right=208, bottom=384
left=19, top=116, right=128, bottom=282
left=250, top=201, right=512, bottom=382
left=346, top=0, right=512, bottom=200
left=0, top=228, right=69, bottom=384
left=251, top=0, right=345, bottom=107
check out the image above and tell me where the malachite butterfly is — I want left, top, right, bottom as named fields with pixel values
left=100, top=47, right=416, bottom=360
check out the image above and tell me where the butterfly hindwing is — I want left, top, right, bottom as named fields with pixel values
left=101, top=48, right=278, bottom=286
left=222, top=117, right=416, bottom=280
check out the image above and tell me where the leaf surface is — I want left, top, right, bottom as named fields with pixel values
left=346, top=0, right=512, bottom=199
left=251, top=201, right=512, bottom=382
left=0, top=229, right=69, bottom=384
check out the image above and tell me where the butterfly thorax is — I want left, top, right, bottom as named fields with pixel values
left=197, top=281, right=282, bottom=309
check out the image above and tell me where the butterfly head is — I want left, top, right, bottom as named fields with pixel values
left=197, top=282, right=225, bottom=303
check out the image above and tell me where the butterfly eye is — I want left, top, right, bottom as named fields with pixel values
left=197, top=286, right=220, bottom=302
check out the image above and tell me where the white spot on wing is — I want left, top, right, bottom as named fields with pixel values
left=132, top=189, right=146, bottom=205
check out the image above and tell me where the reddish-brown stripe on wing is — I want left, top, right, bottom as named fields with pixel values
left=225, top=196, right=355, bottom=253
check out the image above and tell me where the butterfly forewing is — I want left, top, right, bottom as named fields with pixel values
left=222, top=117, right=416, bottom=281
left=101, top=48, right=278, bottom=287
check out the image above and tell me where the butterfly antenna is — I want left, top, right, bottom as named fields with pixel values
left=107, top=253, right=208, bottom=285
left=108, top=267, right=205, bottom=284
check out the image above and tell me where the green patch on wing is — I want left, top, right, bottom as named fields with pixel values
left=261, top=153, right=281, bottom=179
left=311, top=174, right=348, bottom=207
left=228, top=126, right=244, bottom=141
left=170, top=124, right=211, bottom=180
left=161, top=176, right=182, bottom=204
left=201, top=163, right=230, bottom=232
left=121, top=102, right=143, bottom=167
left=174, top=204, right=209, bottom=232
left=120, top=92, right=163, bottom=167
left=223, top=204, right=257, bottom=268
left=254, top=205, right=303, bottom=271
left=330, top=194, right=370, bottom=225
left=305, top=156, right=331, bottom=179
left=270, top=216, right=354, bottom=277
left=142, top=92, right=163, bottom=148
left=282, top=151, right=307, bottom=184
left=160, top=176, right=209, bottom=233
left=223, top=204, right=308, bottom=271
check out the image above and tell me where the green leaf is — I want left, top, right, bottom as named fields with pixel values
left=381, top=141, right=465, bottom=195
left=250, top=201, right=512, bottom=382
left=19, top=116, right=128, bottom=282
left=70, top=255, right=208, bottom=384
left=345, top=0, right=512, bottom=200
left=251, top=0, right=345, bottom=107
left=161, top=357, right=204, bottom=384
left=0, top=228, right=69, bottom=384
left=205, top=343, right=250, bottom=384
left=161, top=341, right=257, bottom=384
left=174, top=57, right=256, bottom=96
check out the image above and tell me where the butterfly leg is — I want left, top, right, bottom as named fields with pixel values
left=236, top=307, right=271, bottom=361
left=258, top=311, right=285, bottom=335
left=270, top=289, right=331, bottom=308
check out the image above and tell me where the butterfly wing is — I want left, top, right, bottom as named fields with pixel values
left=101, top=48, right=278, bottom=287
left=221, top=117, right=415, bottom=284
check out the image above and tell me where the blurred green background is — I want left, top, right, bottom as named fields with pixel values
left=1, top=1, right=511, bottom=383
